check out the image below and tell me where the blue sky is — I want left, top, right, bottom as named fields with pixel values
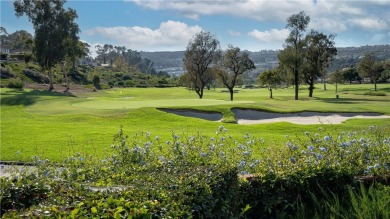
left=1, top=0, right=390, bottom=56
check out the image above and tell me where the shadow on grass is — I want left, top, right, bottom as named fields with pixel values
left=314, top=96, right=389, bottom=104
left=1, top=89, right=74, bottom=106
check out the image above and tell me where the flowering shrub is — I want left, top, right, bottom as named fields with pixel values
left=1, top=125, right=389, bottom=218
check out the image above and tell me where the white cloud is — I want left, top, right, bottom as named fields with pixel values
left=130, top=0, right=307, bottom=21
left=248, top=29, right=289, bottom=43
left=85, top=20, right=202, bottom=51
left=348, top=18, right=388, bottom=31
left=129, top=0, right=390, bottom=33
left=309, top=18, right=347, bottom=32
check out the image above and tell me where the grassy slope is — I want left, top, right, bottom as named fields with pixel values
left=1, top=84, right=390, bottom=161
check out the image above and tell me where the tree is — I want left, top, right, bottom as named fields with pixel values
left=357, top=53, right=381, bottom=91
left=303, top=30, right=337, bottom=97
left=342, top=67, right=361, bottom=84
left=258, top=69, right=281, bottom=98
left=329, top=70, right=344, bottom=95
left=279, top=11, right=310, bottom=100
left=14, top=0, right=80, bottom=91
left=183, top=31, right=222, bottom=99
left=114, top=56, right=128, bottom=72
left=8, top=30, right=33, bottom=51
left=217, top=45, right=255, bottom=101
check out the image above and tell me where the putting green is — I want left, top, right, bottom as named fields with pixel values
left=25, top=97, right=253, bottom=115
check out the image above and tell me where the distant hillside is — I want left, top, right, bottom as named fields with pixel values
left=140, top=45, right=390, bottom=75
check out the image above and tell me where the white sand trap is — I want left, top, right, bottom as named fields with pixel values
left=232, top=109, right=390, bottom=125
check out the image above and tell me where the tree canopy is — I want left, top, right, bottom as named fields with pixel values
left=280, top=11, right=310, bottom=100
left=14, top=0, right=80, bottom=90
left=218, top=45, right=255, bottom=101
left=303, top=30, right=337, bottom=97
left=183, top=31, right=222, bottom=99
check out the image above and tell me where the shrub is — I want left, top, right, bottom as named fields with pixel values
left=0, top=67, right=14, bottom=79
left=7, top=78, right=24, bottom=89
left=23, top=69, right=49, bottom=83
left=92, top=74, right=100, bottom=88
left=1, top=126, right=389, bottom=218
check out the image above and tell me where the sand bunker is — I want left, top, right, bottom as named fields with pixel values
left=232, top=109, right=390, bottom=125
left=160, top=109, right=223, bottom=121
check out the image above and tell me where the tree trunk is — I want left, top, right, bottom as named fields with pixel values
left=270, top=87, right=273, bottom=99
left=48, top=69, right=54, bottom=91
left=335, top=83, right=338, bottom=94
left=294, top=68, right=299, bottom=100
left=374, top=80, right=377, bottom=91
left=229, top=88, right=234, bottom=101
left=323, top=80, right=327, bottom=91
left=64, top=70, right=69, bottom=91
left=309, top=80, right=314, bottom=97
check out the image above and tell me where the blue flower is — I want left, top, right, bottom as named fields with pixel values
left=250, top=163, right=256, bottom=168
left=340, top=141, right=351, bottom=147
left=290, top=157, right=296, bottom=163
left=374, top=163, right=380, bottom=169
left=383, top=139, right=388, bottom=144
left=238, top=161, right=246, bottom=168
left=210, top=137, right=215, bottom=141
left=308, top=145, right=314, bottom=151
left=304, top=131, right=310, bottom=136
left=360, top=137, right=366, bottom=143
left=324, top=136, right=330, bottom=141
left=243, top=151, right=251, bottom=156
left=317, top=153, right=323, bottom=160
left=319, top=147, right=327, bottom=152
left=365, top=165, right=373, bottom=174
left=200, top=152, right=207, bottom=157
left=166, top=141, right=171, bottom=145
left=44, top=170, right=50, bottom=177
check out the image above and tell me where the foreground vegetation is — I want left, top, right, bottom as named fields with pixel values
left=1, top=126, right=389, bottom=218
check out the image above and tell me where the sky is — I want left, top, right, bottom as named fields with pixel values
left=1, top=0, right=390, bottom=57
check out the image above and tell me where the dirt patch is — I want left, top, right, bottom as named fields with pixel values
left=159, top=108, right=223, bottom=121
left=232, top=108, right=390, bottom=125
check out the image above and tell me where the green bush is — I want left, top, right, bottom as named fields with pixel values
left=92, top=74, right=100, bottom=88
left=23, top=69, right=49, bottom=83
left=7, top=78, right=24, bottom=89
left=0, top=67, right=15, bottom=79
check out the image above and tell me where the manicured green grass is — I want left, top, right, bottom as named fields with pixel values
left=1, top=83, right=390, bottom=162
